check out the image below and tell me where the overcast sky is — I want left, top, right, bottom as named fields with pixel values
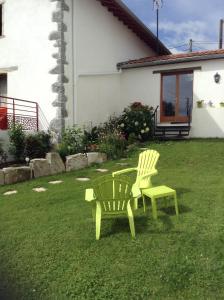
left=122, top=0, right=224, bottom=53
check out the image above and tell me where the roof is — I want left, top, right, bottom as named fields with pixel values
left=117, top=49, right=224, bottom=69
left=96, top=0, right=170, bottom=55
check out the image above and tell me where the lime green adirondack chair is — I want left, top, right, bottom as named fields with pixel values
left=85, top=175, right=136, bottom=240
left=112, top=150, right=160, bottom=210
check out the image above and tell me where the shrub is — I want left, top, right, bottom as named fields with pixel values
left=24, top=132, right=52, bottom=159
left=9, top=123, right=26, bottom=161
left=57, top=126, right=84, bottom=160
left=83, top=126, right=100, bottom=151
left=98, top=131, right=127, bottom=160
left=119, top=102, right=154, bottom=142
left=0, top=142, right=7, bottom=164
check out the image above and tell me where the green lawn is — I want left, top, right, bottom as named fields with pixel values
left=1, top=139, right=224, bottom=299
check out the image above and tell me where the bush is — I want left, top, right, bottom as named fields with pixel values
left=57, top=126, right=84, bottom=160
left=24, top=132, right=52, bottom=159
left=9, top=124, right=52, bottom=161
left=119, top=102, right=154, bottom=142
left=98, top=131, right=127, bottom=160
left=9, top=124, right=26, bottom=161
left=0, top=142, right=7, bottom=164
left=83, top=126, right=100, bottom=151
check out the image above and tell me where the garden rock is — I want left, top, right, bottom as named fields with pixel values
left=66, top=154, right=88, bottom=171
left=46, top=152, right=65, bottom=175
left=3, top=167, right=31, bottom=185
left=87, top=152, right=107, bottom=166
left=4, top=190, right=18, bottom=196
left=30, top=159, right=51, bottom=178
left=0, top=170, right=4, bottom=185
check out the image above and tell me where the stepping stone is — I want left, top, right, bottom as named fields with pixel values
left=95, top=169, right=109, bottom=173
left=116, top=163, right=129, bottom=166
left=3, top=190, right=18, bottom=196
left=48, top=180, right=63, bottom=185
left=33, top=187, right=47, bottom=192
left=76, top=177, right=90, bottom=182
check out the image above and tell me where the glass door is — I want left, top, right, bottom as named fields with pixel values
left=161, top=72, right=193, bottom=123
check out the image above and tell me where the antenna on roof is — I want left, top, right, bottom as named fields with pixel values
left=153, top=0, right=163, bottom=54
left=219, top=19, right=224, bottom=49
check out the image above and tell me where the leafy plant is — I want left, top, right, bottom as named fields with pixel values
left=196, top=100, right=204, bottom=108
left=9, top=123, right=26, bottom=161
left=119, top=102, right=154, bottom=142
left=0, top=142, right=7, bottom=164
left=24, top=132, right=52, bottom=159
left=98, top=131, right=127, bottom=160
left=57, top=126, right=84, bottom=160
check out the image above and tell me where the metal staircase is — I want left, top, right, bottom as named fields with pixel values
left=152, top=104, right=192, bottom=139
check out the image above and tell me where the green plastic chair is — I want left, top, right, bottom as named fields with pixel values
left=85, top=175, right=136, bottom=240
left=112, top=149, right=160, bottom=210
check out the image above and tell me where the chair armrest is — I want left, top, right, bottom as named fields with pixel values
left=85, top=189, right=96, bottom=202
left=131, top=186, right=141, bottom=198
left=112, top=167, right=137, bottom=177
left=139, top=169, right=158, bottom=181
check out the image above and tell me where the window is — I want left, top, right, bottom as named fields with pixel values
left=0, top=3, right=3, bottom=36
left=161, top=72, right=193, bottom=123
left=0, top=73, right=7, bottom=129
left=0, top=74, right=7, bottom=97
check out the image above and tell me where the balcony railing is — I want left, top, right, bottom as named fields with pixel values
left=0, top=96, right=49, bottom=131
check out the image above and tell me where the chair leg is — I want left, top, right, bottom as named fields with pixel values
left=142, top=195, right=146, bottom=213
left=151, top=197, right=158, bottom=219
left=174, top=192, right=179, bottom=216
left=127, top=203, right=136, bottom=238
left=133, top=197, right=138, bottom=210
left=95, top=203, right=102, bottom=240
left=92, top=206, right=96, bottom=222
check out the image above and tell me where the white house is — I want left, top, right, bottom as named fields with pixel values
left=0, top=0, right=224, bottom=139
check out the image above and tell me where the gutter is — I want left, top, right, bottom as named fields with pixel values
left=117, top=54, right=224, bottom=70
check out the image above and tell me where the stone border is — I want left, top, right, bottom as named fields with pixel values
left=0, top=152, right=107, bottom=186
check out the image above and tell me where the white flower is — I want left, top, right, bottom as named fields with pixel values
left=146, top=127, right=150, bottom=132
left=120, top=123, right=125, bottom=128
left=141, top=129, right=145, bottom=134
left=144, top=123, right=147, bottom=127
left=134, top=121, right=139, bottom=126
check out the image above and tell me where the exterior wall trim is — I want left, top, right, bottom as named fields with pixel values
left=153, top=66, right=202, bottom=74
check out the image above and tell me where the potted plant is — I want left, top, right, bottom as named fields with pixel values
left=196, top=100, right=204, bottom=108
left=208, top=100, right=214, bottom=107
left=220, top=102, right=224, bottom=108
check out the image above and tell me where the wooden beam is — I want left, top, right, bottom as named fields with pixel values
left=153, top=66, right=202, bottom=74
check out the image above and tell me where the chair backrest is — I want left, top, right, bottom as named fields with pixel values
left=137, top=149, right=160, bottom=177
left=92, top=175, right=133, bottom=213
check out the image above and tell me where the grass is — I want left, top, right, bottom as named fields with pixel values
left=1, top=139, right=224, bottom=299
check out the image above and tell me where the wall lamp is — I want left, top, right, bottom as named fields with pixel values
left=214, top=72, right=221, bottom=83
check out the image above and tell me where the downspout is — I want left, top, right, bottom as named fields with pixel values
left=71, top=0, right=75, bottom=125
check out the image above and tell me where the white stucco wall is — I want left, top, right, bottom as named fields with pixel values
left=120, top=59, right=224, bottom=138
left=65, top=0, right=156, bottom=126
left=73, top=0, right=155, bottom=74
left=0, top=0, right=56, bottom=124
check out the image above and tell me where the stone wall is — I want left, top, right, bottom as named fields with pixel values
left=0, top=152, right=107, bottom=185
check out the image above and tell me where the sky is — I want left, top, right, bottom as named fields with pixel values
left=122, top=0, right=224, bottom=53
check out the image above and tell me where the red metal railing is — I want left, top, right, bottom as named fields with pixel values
left=0, top=96, right=49, bottom=131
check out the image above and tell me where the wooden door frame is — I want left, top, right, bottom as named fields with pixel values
left=160, top=71, right=193, bottom=123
